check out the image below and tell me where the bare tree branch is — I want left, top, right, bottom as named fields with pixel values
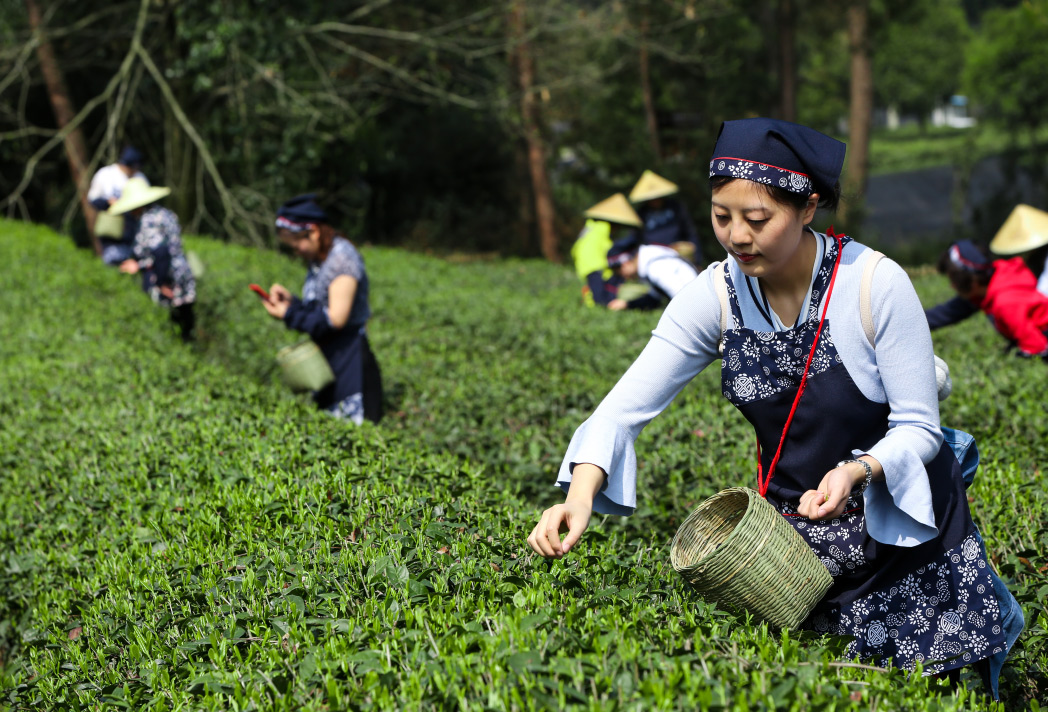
left=0, top=37, right=38, bottom=100
left=345, top=0, right=395, bottom=23
left=2, top=0, right=148, bottom=218
left=0, top=125, right=56, bottom=140
left=306, top=22, right=467, bottom=53
left=135, top=43, right=263, bottom=244
left=314, top=32, right=482, bottom=109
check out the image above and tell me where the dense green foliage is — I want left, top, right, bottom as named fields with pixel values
left=2, top=0, right=1038, bottom=258
left=2, top=219, right=1048, bottom=709
left=874, top=0, right=972, bottom=123
left=964, top=0, right=1048, bottom=140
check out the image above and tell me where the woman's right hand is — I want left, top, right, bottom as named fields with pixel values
left=527, top=500, right=592, bottom=558
left=269, top=283, right=292, bottom=303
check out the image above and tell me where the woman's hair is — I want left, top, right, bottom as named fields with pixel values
left=937, top=243, right=993, bottom=294
left=313, top=223, right=338, bottom=262
left=1025, top=244, right=1048, bottom=279
left=709, top=175, right=841, bottom=213
left=279, top=223, right=339, bottom=261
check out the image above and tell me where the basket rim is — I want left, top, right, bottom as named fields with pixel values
left=669, top=486, right=763, bottom=572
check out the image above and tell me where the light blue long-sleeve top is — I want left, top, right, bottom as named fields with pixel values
left=557, top=232, right=943, bottom=548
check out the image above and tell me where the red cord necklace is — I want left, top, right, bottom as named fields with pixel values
left=756, top=229, right=845, bottom=498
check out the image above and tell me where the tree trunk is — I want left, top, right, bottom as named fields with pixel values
left=26, top=0, right=98, bottom=253
left=162, top=5, right=196, bottom=231
left=842, top=0, right=873, bottom=224
left=639, top=10, right=662, bottom=162
left=777, top=0, right=797, bottom=122
left=509, top=1, right=559, bottom=263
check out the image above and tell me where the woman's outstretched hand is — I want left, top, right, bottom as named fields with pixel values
left=527, top=463, right=605, bottom=559
left=528, top=500, right=592, bottom=558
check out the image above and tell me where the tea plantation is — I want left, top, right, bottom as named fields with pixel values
left=2, top=218, right=1047, bottom=710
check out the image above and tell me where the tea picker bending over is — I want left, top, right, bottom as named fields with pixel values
left=926, top=240, right=1048, bottom=360
left=605, top=234, right=700, bottom=311
left=261, top=194, right=383, bottom=424
left=925, top=205, right=1048, bottom=336
left=528, top=118, right=1022, bottom=696
left=108, top=177, right=196, bottom=342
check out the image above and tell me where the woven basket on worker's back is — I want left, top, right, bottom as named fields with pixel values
left=670, top=487, right=833, bottom=629
left=276, top=340, right=335, bottom=393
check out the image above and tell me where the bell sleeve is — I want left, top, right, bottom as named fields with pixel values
left=556, top=269, right=723, bottom=514
left=858, top=261, right=944, bottom=547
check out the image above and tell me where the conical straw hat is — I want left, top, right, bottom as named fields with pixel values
left=108, top=177, right=172, bottom=216
left=629, top=170, right=679, bottom=203
left=583, top=193, right=642, bottom=227
left=989, top=204, right=1048, bottom=255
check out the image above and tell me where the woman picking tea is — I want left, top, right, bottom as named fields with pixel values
left=260, top=194, right=383, bottom=424
left=527, top=119, right=1022, bottom=694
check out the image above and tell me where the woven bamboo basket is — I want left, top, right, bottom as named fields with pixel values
left=276, top=341, right=335, bottom=393
left=670, top=487, right=833, bottom=629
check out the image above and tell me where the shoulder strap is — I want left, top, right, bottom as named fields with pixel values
left=713, top=261, right=730, bottom=355
left=860, top=250, right=885, bottom=348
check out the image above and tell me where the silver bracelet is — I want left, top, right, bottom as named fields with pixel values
left=837, top=458, right=873, bottom=493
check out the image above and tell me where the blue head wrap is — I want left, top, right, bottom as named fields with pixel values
left=119, top=145, right=143, bottom=168
left=607, top=235, right=641, bottom=268
left=948, top=240, right=994, bottom=274
left=709, top=118, right=846, bottom=197
left=275, top=193, right=329, bottom=232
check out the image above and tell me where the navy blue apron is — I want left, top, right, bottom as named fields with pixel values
left=719, top=234, right=1007, bottom=676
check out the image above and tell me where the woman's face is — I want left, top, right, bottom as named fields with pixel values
left=282, top=226, right=322, bottom=261
left=620, top=257, right=639, bottom=280
left=711, top=180, right=817, bottom=281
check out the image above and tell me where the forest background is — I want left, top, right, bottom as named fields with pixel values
left=3, top=0, right=1048, bottom=262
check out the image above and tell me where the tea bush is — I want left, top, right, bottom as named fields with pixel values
left=1, top=219, right=1046, bottom=710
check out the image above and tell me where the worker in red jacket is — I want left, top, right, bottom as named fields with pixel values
left=933, top=239, right=1048, bottom=359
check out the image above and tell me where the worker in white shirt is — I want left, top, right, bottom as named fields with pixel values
left=87, top=146, right=150, bottom=265
left=606, top=236, right=700, bottom=311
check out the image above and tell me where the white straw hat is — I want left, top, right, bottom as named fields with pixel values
left=629, top=170, right=679, bottom=203
left=583, top=193, right=642, bottom=227
left=108, top=177, right=171, bottom=216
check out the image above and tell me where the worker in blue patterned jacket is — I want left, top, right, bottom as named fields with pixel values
left=260, top=194, right=383, bottom=424
left=629, top=170, right=703, bottom=267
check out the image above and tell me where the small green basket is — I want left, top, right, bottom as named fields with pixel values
left=185, top=250, right=205, bottom=278
left=670, top=487, right=833, bottom=629
left=94, top=211, right=124, bottom=238
left=616, top=282, right=651, bottom=302
left=276, top=340, right=335, bottom=393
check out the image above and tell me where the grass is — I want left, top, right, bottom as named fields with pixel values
left=1, top=218, right=1046, bottom=709
left=867, top=123, right=1048, bottom=176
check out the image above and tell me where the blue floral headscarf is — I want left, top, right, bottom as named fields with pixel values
left=709, top=118, right=846, bottom=197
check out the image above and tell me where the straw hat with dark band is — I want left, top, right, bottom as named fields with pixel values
left=583, top=193, right=642, bottom=227
left=629, top=170, right=679, bottom=203
left=989, top=204, right=1048, bottom=255
left=108, top=177, right=171, bottom=216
